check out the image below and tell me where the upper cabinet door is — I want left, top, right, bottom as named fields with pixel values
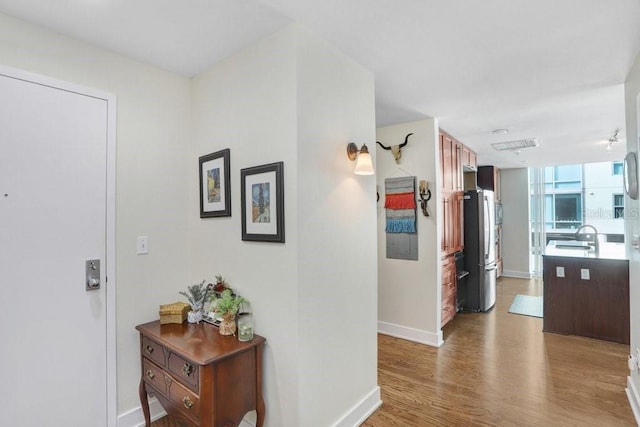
left=440, top=133, right=454, bottom=191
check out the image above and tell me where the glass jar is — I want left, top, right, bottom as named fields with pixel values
left=237, top=313, right=254, bottom=341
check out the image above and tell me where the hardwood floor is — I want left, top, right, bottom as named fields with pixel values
left=152, top=277, right=634, bottom=426
left=363, top=277, right=635, bottom=426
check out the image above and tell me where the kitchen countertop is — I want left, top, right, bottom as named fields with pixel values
left=544, top=240, right=627, bottom=261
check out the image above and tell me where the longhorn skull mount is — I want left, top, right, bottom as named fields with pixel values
left=376, top=133, right=413, bottom=164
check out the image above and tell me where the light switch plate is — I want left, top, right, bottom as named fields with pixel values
left=580, top=268, right=590, bottom=280
left=556, top=266, right=565, bottom=278
left=137, top=236, right=149, bottom=255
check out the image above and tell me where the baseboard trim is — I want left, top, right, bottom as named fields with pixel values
left=378, top=320, right=443, bottom=347
left=332, top=386, right=382, bottom=427
left=501, top=270, right=532, bottom=279
left=117, top=397, right=166, bottom=427
left=117, top=399, right=255, bottom=427
left=626, top=376, right=640, bottom=425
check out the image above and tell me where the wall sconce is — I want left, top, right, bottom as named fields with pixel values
left=346, top=143, right=375, bottom=175
left=418, top=180, right=431, bottom=216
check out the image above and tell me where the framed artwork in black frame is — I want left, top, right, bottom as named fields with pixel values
left=241, top=161, right=285, bottom=242
left=199, top=149, right=231, bottom=218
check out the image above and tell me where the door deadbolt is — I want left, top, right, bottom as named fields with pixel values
left=86, top=259, right=100, bottom=291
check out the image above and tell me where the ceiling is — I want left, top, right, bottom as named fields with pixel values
left=1, top=0, right=639, bottom=169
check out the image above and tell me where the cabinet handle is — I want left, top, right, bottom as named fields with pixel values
left=182, top=362, right=194, bottom=377
left=144, top=345, right=154, bottom=354
left=183, top=396, right=194, bottom=410
left=145, top=369, right=155, bottom=380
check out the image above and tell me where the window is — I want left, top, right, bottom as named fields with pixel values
left=553, top=193, right=582, bottom=229
left=541, top=164, right=584, bottom=230
left=541, top=192, right=583, bottom=230
left=613, top=161, right=623, bottom=175
left=613, top=193, right=624, bottom=218
left=544, top=164, right=582, bottom=190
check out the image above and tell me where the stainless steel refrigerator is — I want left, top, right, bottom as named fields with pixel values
left=462, top=189, right=497, bottom=312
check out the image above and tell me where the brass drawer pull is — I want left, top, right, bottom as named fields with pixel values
left=145, top=345, right=154, bottom=354
left=145, top=369, right=155, bottom=380
left=182, top=362, right=194, bottom=377
left=183, top=396, right=193, bottom=410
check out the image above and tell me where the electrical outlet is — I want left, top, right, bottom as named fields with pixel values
left=556, top=266, right=565, bottom=278
left=580, top=268, right=590, bottom=280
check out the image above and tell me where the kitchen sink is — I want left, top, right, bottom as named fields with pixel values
left=553, top=240, right=595, bottom=250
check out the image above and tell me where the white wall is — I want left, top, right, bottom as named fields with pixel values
left=190, top=26, right=379, bottom=427
left=190, top=27, right=299, bottom=426
left=624, top=50, right=640, bottom=422
left=295, top=30, right=379, bottom=427
left=0, top=12, right=192, bottom=416
left=500, top=168, right=532, bottom=278
left=376, top=119, right=442, bottom=346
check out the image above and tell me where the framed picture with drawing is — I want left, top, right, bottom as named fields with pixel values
left=199, top=149, right=231, bottom=218
left=240, top=161, right=284, bottom=242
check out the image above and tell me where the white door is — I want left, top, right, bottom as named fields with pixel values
left=0, top=68, right=115, bottom=426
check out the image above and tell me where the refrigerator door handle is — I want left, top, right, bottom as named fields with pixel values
left=483, top=196, right=491, bottom=259
left=485, top=265, right=497, bottom=271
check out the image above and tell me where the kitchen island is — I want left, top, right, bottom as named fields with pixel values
left=542, top=240, right=629, bottom=344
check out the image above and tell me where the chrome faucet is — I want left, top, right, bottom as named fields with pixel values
left=575, top=225, right=599, bottom=252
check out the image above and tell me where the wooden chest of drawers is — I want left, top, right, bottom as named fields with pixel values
left=136, top=320, right=266, bottom=427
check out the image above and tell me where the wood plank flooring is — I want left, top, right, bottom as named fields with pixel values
left=363, top=277, right=635, bottom=426
left=153, top=277, right=634, bottom=426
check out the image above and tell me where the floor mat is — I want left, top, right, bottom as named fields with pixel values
left=508, top=294, right=543, bottom=318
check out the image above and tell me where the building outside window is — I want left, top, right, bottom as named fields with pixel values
left=613, top=161, right=623, bottom=175
left=613, top=193, right=624, bottom=219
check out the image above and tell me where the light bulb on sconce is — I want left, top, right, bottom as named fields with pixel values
left=347, top=143, right=375, bottom=175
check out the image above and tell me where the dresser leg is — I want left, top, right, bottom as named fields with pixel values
left=255, top=344, right=265, bottom=427
left=139, top=378, right=151, bottom=427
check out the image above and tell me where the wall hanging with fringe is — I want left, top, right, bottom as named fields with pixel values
left=384, top=176, right=418, bottom=260
left=384, top=176, right=417, bottom=234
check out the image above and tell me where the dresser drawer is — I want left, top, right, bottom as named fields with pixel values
left=142, top=336, right=165, bottom=367
left=167, top=375, right=201, bottom=424
left=142, top=358, right=166, bottom=392
left=167, top=351, right=199, bottom=392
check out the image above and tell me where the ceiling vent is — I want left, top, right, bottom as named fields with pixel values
left=491, top=138, right=539, bottom=152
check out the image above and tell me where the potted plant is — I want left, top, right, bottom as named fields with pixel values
left=179, top=281, right=213, bottom=323
left=214, top=289, right=246, bottom=335
left=211, top=274, right=230, bottom=298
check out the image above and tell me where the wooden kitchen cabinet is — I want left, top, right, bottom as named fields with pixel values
left=136, top=320, right=266, bottom=427
left=441, top=254, right=457, bottom=327
left=462, top=145, right=477, bottom=171
left=440, top=129, right=474, bottom=327
left=477, top=165, right=501, bottom=201
left=440, top=132, right=454, bottom=191
left=441, top=192, right=464, bottom=255
left=440, top=131, right=464, bottom=192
